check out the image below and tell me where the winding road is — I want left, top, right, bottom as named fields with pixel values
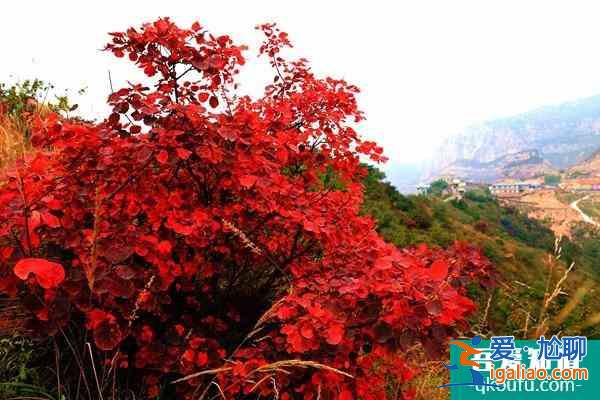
left=570, top=195, right=599, bottom=227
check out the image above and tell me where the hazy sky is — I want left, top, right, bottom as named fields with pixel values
left=4, top=1, right=600, bottom=173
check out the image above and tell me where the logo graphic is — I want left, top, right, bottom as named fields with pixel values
left=441, top=336, right=598, bottom=399
left=439, top=335, right=501, bottom=388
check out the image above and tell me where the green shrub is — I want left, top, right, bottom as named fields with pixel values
left=464, top=188, right=493, bottom=203
left=0, top=336, right=45, bottom=398
left=429, top=179, right=448, bottom=196
left=544, top=175, right=561, bottom=185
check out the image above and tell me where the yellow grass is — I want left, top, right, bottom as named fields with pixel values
left=0, top=103, right=51, bottom=173
left=0, top=113, right=30, bottom=171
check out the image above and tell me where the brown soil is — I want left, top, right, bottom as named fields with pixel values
left=500, top=190, right=583, bottom=238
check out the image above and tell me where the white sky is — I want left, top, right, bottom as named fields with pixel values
left=4, top=1, right=600, bottom=172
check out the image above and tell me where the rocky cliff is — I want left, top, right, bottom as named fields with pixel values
left=437, top=150, right=558, bottom=183
left=426, top=95, right=600, bottom=182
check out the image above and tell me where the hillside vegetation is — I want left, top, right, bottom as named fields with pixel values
left=362, top=168, right=600, bottom=339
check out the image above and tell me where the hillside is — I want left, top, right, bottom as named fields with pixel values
left=568, top=148, right=600, bottom=177
left=363, top=167, right=600, bottom=339
left=425, top=95, right=600, bottom=181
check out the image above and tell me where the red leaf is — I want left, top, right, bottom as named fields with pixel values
left=36, top=307, right=50, bottom=321
left=0, top=247, right=14, bottom=262
left=339, top=389, right=353, bottom=400
left=45, top=198, right=63, bottom=210
left=209, top=96, right=219, bottom=108
left=94, top=318, right=123, bottom=351
left=196, top=351, right=209, bottom=366
left=325, top=324, right=344, bottom=345
left=143, top=65, right=156, bottom=76
left=217, top=126, right=238, bottom=141
left=239, top=175, right=257, bottom=189
left=14, top=258, right=65, bottom=289
left=30, top=156, right=49, bottom=174
left=275, top=305, right=296, bottom=319
left=95, top=277, right=134, bottom=298
left=114, top=265, right=136, bottom=280
left=155, top=19, right=169, bottom=33
left=282, top=325, right=306, bottom=352
left=156, top=150, right=169, bottom=164
left=182, top=349, right=196, bottom=363
left=41, top=211, right=61, bottom=228
left=426, top=299, right=443, bottom=316
left=300, top=322, right=314, bottom=339
left=86, top=309, right=114, bottom=329
left=157, top=240, right=173, bottom=255
left=167, top=214, right=194, bottom=236
left=86, top=309, right=124, bottom=350
left=430, top=260, right=448, bottom=281
left=29, top=211, right=42, bottom=229
left=192, top=209, right=209, bottom=224
left=140, top=325, right=155, bottom=343
left=176, top=148, right=192, bottom=160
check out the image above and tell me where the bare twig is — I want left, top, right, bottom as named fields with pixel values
left=86, top=342, right=105, bottom=400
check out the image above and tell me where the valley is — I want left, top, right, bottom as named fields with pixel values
left=420, top=94, right=600, bottom=240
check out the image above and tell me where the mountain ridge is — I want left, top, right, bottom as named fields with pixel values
left=425, top=94, right=600, bottom=182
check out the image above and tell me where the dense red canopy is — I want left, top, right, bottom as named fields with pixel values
left=0, top=18, right=491, bottom=399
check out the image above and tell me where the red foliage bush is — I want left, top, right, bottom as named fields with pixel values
left=0, top=18, right=492, bottom=399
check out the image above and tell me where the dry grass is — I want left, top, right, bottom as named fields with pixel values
left=526, top=236, right=600, bottom=338
left=406, top=344, right=449, bottom=400
left=409, top=235, right=599, bottom=400
left=409, top=238, right=591, bottom=400
left=0, top=103, right=51, bottom=173
left=0, top=112, right=31, bottom=171
left=172, top=359, right=354, bottom=400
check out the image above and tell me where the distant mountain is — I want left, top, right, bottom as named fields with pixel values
left=436, top=149, right=558, bottom=183
left=426, top=95, right=600, bottom=182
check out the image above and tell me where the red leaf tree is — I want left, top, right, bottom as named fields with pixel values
left=0, top=18, right=491, bottom=399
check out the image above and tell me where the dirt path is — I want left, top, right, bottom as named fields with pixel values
left=570, top=195, right=599, bottom=227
